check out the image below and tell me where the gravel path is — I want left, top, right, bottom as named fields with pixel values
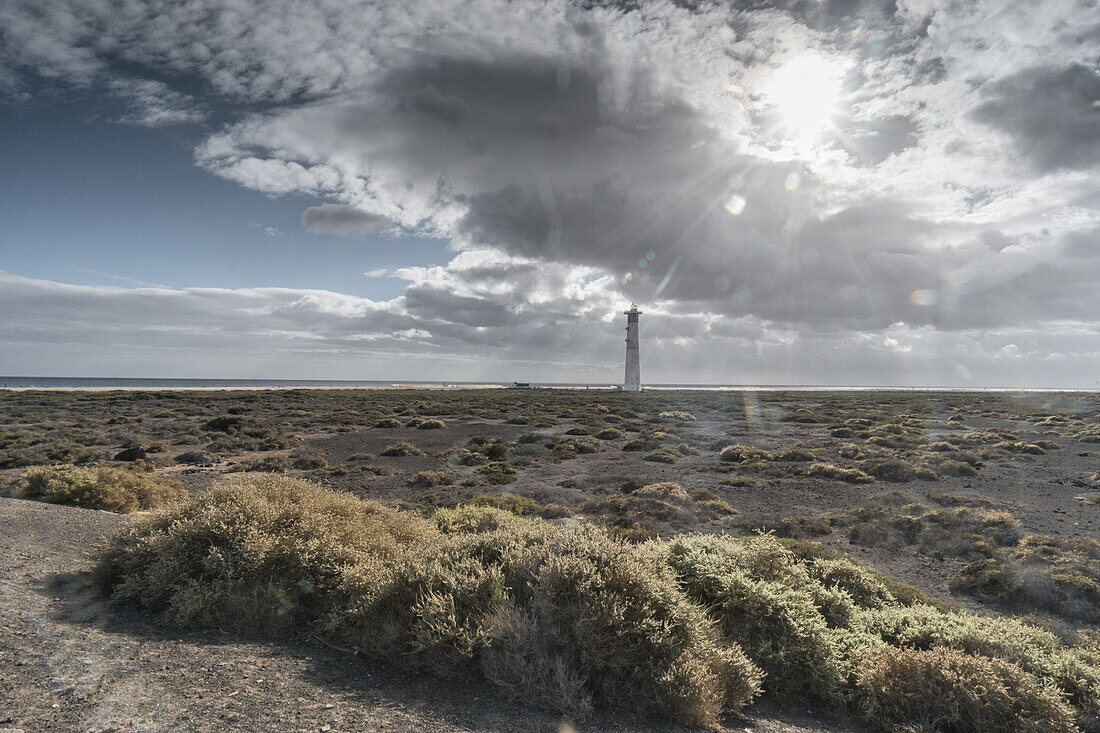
left=0, top=497, right=861, bottom=733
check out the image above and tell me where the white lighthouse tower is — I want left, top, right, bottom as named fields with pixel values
left=623, top=303, right=642, bottom=391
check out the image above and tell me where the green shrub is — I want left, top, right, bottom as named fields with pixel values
left=854, top=647, right=1077, bottom=732
left=476, top=462, right=519, bottom=485
left=10, top=465, right=184, bottom=513
left=664, top=535, right=846, bottom=703
left=594, top=428, right=623, bottom=440
left=470, top=493, right=572, bottom=519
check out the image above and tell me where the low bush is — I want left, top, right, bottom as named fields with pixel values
left=950, top=535, right=1100, bottom=622
left=470, top=493, right=572, bottom=519
left=719, top=444, right=770, bottom=463
left=408, top=470, right=457, bottom=488
left=417, top=419, right=447, bottom=430
left=372, top=417, right=403, bottom=428
left=175, top=450, right=216, bottom=465
left=94, top=478, right=1100, bottom=730
left=8, top=465, right=184, bottom=513
left=994, top=441, right=1046, bottom=455
left=642, top=449, right=680, bottom=464
left=657, top=411, right=696, bottom=422
left=854, top=646, right=1077, bottom=732
left=594, top=428, right=623, bottom=440
left=95, top=478, right=763, bottom=726
left=476, top=462, right=519, bottom=485
left=381, top=441, right=426, bottom=457
left=806, top=463, right=874, bottom=483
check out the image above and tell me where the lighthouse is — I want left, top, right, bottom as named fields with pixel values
left=623, top=303, right=641, bottom=391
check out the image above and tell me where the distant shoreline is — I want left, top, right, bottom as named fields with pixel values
left=0, top=378, right=1095, bottom=393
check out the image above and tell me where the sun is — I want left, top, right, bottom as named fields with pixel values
left=761, top=55, right=847, bottom=142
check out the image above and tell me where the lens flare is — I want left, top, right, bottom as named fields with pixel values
left=724, top=193, right=746, bottom=216
left=910, top=289, right=937, bottom=306
left=785, top=172, right=800, bottom=190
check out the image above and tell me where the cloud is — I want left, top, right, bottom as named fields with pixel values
left=301, top=205, right=391, bottom=236
left=969, top=64, right=1100, bottom=173
left=109, top=78, right=208, bottom=126
left=1, top=0, right=1098, bottom=384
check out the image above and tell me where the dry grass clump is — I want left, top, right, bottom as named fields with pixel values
left=950, top=535, right=1100, bottom=622
left=417, top=418, right=447, bottom=430
left=594, top=428, right=623, bottom=440
left=854, top=646, right=1077, bottom=732
left=995, top=440, right=1047, bottom=455
left=718, top=443, right=770, bottom=463
left=380, top=441, right=426, bottom=457
left=657, top=410, right=696, bottom=422
left=407, top=470, right=457, bottom=488
left=642, top=448, right=681, bottom=464
left=858, top=457, right=938, bottom=482
left=806, top=463, right=874, bottom=483
left=6, top=464, right=184, bottom=513
left=372, top=417, right=403, bottom=428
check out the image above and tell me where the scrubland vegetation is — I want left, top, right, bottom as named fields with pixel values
left=94, top=477, right=1100, bottom=730
left=3, top=387, right=1099, bottom=730
left=1, top=464, right=184, bottom=512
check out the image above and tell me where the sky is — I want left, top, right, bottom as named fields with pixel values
left=0, top=0, right=1098, bottom=387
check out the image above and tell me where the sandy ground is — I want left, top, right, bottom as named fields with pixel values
left=0, top=497, right=865, bottom=733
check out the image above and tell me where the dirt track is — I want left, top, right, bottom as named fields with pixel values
left=0, top=497, right=862, bottom=733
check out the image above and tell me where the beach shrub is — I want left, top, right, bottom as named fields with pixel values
left=408, top=470, right=457, bottom=488
left=806, top=463, right=874, bottom=483
left=95, top=477, right=763, bottom=726
left=381, top=441, right=426, bottom=457
left=476, top=462, right=519, bottom=485
left=643, top=448, right=680, bottom=464
left=658, top=411, right=696, bottom=422
left=854, top=646, right=1077, bottom=732
left=372, top=417, right=403, bottom=428
left=470, top=493, right=571, bottom=519
left=8, top=464, right=184, bottom=513
left=93, top=476, right=1100, bottom=730
left=719, top=444, right=770, bottom=463
left=418, top=419, right=447, bottom=430
left=950, top=535, right=1100, bottom=622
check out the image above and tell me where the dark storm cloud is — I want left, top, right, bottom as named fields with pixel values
left=301, top=205, right=391, bottom=236
left=970, top=64, right=1100, bottom=172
